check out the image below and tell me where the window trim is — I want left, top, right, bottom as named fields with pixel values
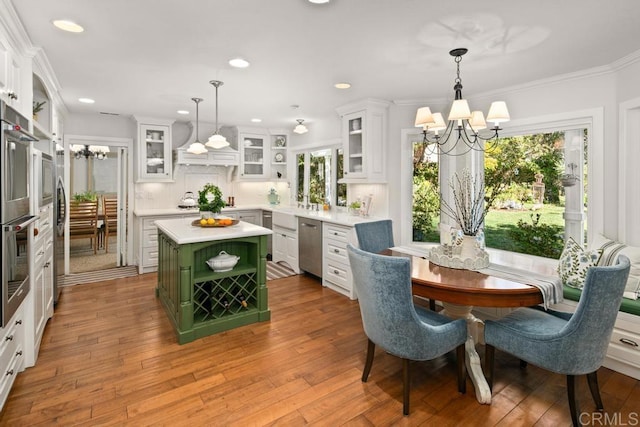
left=291, top=141, right=342, bottom=206
left=399, top=107, right=605, bottom=253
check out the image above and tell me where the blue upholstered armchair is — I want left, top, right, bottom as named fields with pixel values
left=354, top=219, right=437, bottom=311
left=347, top=244, right=468, bottom=415
left=484, top=256, right=630, bottom=427
left=354, top=219, right=394, bottom=254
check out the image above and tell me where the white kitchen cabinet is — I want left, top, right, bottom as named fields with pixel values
left=273, top=226, right=299, bottom=274
left=135, top=212, right=200, bottom=274
left=226, top=209, right=261, bottom=226
left=606, top=312, right=640, bottom=380
left=0, top=35, right=30, bottom=116
left=0, top=301, right=26, bottom=410
left=336, top=99, right=390, bottom=183
left=134, top=117, right=175, bottom=183
left=322, top=222, right=356, bottom=299
left=239, top=132, right=268, bottom=179
left=220, top=126, right=288, bottom=181
left=26, top=205, right=54, bottom=367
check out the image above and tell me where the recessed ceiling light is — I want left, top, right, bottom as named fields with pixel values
left=308, top=0, right=330, bottom=3
left=335, top=82, right=351, bottom=89
left=229, top=58, right=250, bottom=68
left=52, top=20, right=84, bottom=33
left=78, top=98, right=95, bottom=104
left=251, top=118, right=262, bottom=123
left=177, top=110, right=189, bottom=115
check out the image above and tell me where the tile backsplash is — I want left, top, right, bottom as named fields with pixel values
left=134, top=165, right=291, bottom=210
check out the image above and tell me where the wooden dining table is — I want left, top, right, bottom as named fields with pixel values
left=382, top=248, right=548, bottom=404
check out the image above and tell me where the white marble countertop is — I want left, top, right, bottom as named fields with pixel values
left=134, top=204, right=384, bottom=227
left=155, top=217, right=272, bottom=245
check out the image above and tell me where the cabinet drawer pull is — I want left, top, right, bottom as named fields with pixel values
left=15, top=319, right=22, bottom=325
left=16, top=350, right=22, bottom=356
left=619, top=338, right=639, bottom=347
left=5, top=335, right=13, bottom=341
left=6, top=369, right=14, bottom=376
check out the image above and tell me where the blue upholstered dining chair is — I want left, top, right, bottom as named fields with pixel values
left=354, top=219, right=394, bottom=254
left=484, top=256, right=630, bottom=427
left=354, top=219, right=437, bottom=311
left=347, top=244, right=468, bottom=415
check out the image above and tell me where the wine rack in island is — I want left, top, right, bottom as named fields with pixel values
left=156, top=232, right=270, bottom=344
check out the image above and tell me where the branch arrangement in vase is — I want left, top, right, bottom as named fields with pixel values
left=440, top=169, right=488, bottom=236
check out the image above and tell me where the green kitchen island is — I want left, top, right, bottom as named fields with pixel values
left=155, top=217, right=272, bottom=344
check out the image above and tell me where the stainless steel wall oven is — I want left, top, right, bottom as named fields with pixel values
left=1, top=100, right=37, bottom=326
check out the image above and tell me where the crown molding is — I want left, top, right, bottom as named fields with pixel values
left=394, top=48, right=640, bottom=108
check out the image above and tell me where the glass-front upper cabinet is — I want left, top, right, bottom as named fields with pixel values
left=343, top=111, right=365, bottom=178
left=239, top=132, right=267, bottom=179
left=336, top=99, right=390, bottom=183
left=135, top=118, right=174, bottom=182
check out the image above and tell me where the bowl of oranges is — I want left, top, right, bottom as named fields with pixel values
left=192, top=215, right=237, bottom=227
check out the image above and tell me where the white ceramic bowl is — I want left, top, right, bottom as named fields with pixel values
left=206, top=251, right=240, bottom=272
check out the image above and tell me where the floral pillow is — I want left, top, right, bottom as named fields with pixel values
left=558, top=237, right=603, bottom=289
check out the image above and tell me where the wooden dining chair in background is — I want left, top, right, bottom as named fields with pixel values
left=69, top=200, right=99, bottom=254
left=102, top=196, right=118, bottom=253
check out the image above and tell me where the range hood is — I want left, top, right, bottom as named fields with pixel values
left=175, top=121, right=239, bottom=167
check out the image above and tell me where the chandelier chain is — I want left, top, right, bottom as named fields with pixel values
left=455, top=54, right=462, bottom=84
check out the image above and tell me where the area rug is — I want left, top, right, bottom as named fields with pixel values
left=267, top=261, right=297, bottom=280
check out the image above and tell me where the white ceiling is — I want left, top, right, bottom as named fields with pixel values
left=12, top=0, right=640, bottom=130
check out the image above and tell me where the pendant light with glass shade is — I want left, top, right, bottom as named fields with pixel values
left=293, top=119, right=308, bottom=134
left=414, top=48, right=510, bottom=156
left=186, top=97, right=208, bottom=155
left=205, top=80, right=230, bottom=149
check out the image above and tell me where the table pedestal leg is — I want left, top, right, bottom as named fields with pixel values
left=441, top=302, right=492, bottom=404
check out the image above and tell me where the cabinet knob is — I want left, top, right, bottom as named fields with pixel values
left=333, top=270, right=340, bottom=275
left=333, top=249, right=340, bottom=253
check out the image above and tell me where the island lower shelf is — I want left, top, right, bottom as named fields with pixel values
left=156, top=230, right=270, bottom=344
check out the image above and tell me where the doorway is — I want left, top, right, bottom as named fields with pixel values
left=63, top=135, right=133, bottom=277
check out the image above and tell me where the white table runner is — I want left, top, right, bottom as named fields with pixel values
left=478, top=263, right=563, bottom=309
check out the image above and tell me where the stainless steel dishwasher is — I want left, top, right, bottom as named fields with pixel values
left=262, top=210, right=272, bottom=259
left=298, top=217, right=322, bottom=277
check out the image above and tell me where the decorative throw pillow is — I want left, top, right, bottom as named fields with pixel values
left=590, top=233, right=640, bottom=298
left=558, top=237, right=602, bottom=289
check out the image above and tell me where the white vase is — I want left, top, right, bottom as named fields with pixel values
left=460, top=235, right=477, bottom=260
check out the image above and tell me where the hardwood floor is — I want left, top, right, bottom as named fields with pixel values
left=1, top=273, right=638, bottom=426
